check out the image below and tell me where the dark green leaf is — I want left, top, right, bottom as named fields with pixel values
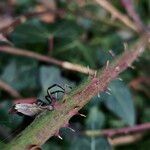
left=86, top=106, right=105, bottom=130
left=42, top=143, right=61, bottom=150
left=0, top=101, right=23, bottom=128
left=1, top=59, right=38, bottom=91
left=103, top=80, right=135, bottom=126
left=39, top=66, right=74, bottom=93
left=70, top=136, right=112, bottom=150
left=11, top=20, right=50, bottom=45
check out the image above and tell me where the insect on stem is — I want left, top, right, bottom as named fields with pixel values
left=10, top=84, right=69, bottom=117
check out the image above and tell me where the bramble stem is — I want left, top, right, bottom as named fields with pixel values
left=3, top=33, right=150, bottom=150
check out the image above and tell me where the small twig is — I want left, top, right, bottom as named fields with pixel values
left=0, top=9, right=65, bottom=34
left=0, top=46, right=95, bottom=75
left=94, top=0, right=139, bottom=32
left=121, top=0, right=145, bottom=32
left=108, top=133, right=143, bottom=146
left=85, top=123, right=150, bottom=137
left=4, top=33, right=150, bottom=150
left=0, top=79, right=21, bottom=98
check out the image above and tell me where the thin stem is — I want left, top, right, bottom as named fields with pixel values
left=121, top=0, right=145, bottom=32
left=3, top=33, right=149, bottom=150
left=109, top=133, right=142, bottom=146
left=0, top=46, right=95, bottom=75
left=85, top=123, right=150, bottom=137
left=94, top=0, right=139, bottom=32
left=0, top=9, right=64, bottom=34
left=0, top=79, right=21, bottom=98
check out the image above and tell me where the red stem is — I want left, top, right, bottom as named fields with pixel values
left=121, top=0, right=145, bottom=32
left=102, top=123, right=150, bottom=137
left=0, top=9, right=65, bottom=34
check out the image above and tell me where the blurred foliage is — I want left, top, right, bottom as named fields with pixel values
left=0, top=0, right=149, bottom=150
left=104, top=80, right=135, bottom=126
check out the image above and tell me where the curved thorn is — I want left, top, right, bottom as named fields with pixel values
left=97, top=93, right=100, bottom=98
left=57, top=135, right=63, bottom=140
left=78, top=113, right=86, bottom=117
left=106, top=60, right=110, bottom=68
left=107, top=87, right=111, bottom=92
left=106, top=91, right=111, bottom=95
left=68, top=127, right=75, bottom=132
left=109, top=50, right=115, bottom=57
left=117, top=77, right=123, bottom=81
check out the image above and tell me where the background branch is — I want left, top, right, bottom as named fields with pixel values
left=0, top=46, right=95, bottom=75
left=94, top=0, right=139, bottom=32
left=0, top=9, right=64, bottom=35
left=109, top=133, right=143, bottom=146
left=3, top=33, right=150, bottom=150
left=0, top=79, right=21, bottom=98
left=121, top=0, right=145, bottom=32
left=85, top=122, right=150, bottom=137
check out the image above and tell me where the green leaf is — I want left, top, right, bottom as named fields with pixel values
left=97, top=49, right=112, bottom=66
left=77, top=42, right=96, bottom=67
left=0, top=101, right=23, bottom=128
left=86, top=106, right=105, bottom=130
left=42, top=143, right=61, bottom=150
left=85, top=96, right=101, bottom=109
left=1, top=59, right=38, bottom=91
left=1, top=61, right=17, bottom=84
left=11, top=20, right=50, bottom=45
left=77, top=18, right=93, bottom=29
left=50, top=20, right=84, bottom=56
left=141, top=108, right=150, bottom=122
left=103, top=80, right=135, bottom=126
left=52, top=20, right=82, bottom=39
left=70, top=136, right=112, bottom=150
left=39, top=66, right=74, bottom=93
left=0, top=141, right=5, bottom=149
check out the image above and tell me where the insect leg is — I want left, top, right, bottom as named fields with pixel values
left=36, top=99, right=46, bottom=106
left=46, top=84, right=72, bottom=103
left=46, top=84, right=65, bottom=103
left=45, top=95, right=53, bottom=104
left=47, top=84, right=65, bottom=93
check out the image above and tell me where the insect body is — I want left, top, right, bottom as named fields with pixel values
left=10, top=84, right=67, bottom=117
left=12, top=103, right=53, bottom=116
